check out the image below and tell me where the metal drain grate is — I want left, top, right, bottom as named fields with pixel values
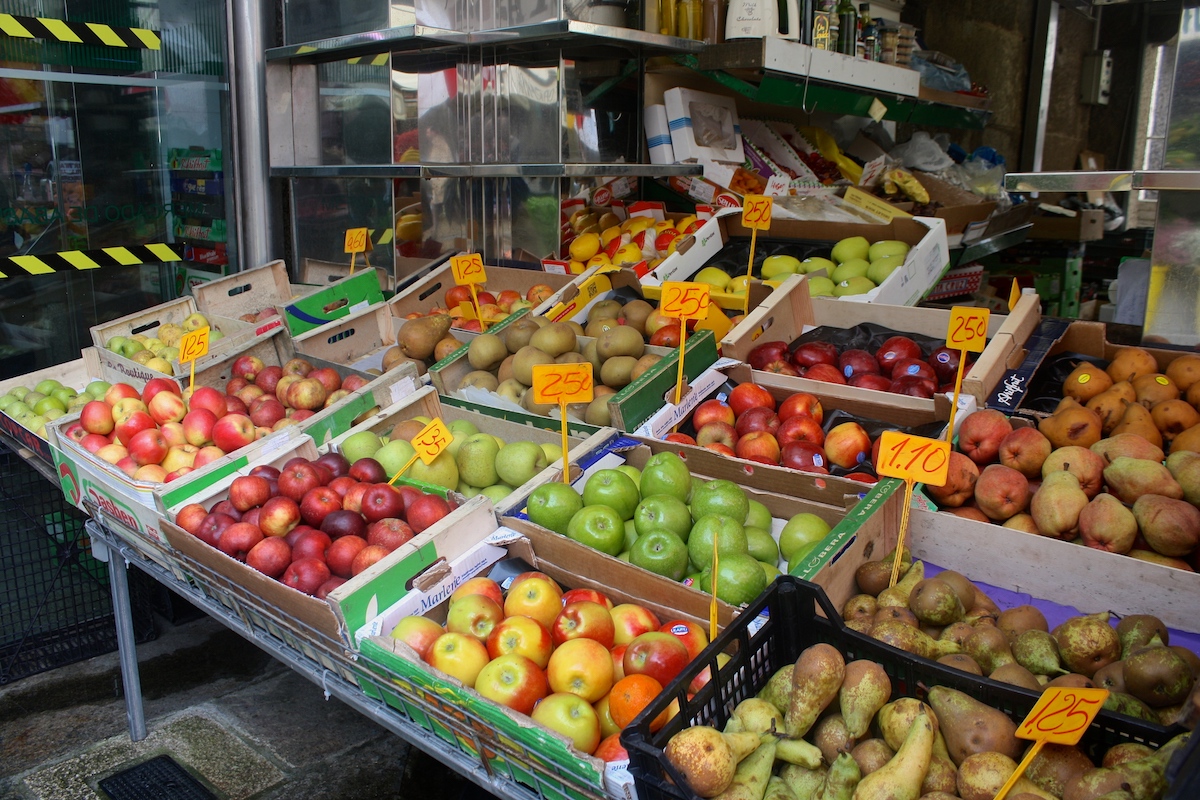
left=98, top=755, right=217, bottom=800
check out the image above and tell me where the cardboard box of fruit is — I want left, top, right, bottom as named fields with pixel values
left=191, top=259, right=304, bottom=336
left=721, top=274, right=1042, bottom=420
left=279, top=268, right=386, bottom=336
left=355, top=516, right=729, bottom=800
left=387, top=259, right=574, bottom=326
left=321, top=384, right=619, bottom=516
left=644, top=207, right=951, bottom=307
left=429, top=310, right=720, bottom=432
left=300, top=258, right=397, bottom=293
left=797, top=478, right=1199, bottom=734
left=161, top=434, right=499, bottom=666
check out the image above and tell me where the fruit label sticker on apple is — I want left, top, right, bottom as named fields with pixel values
left=740, top=195, right=773, bottom=230
left=178, top=327, right=210, bottom=364
left=876, top=431, right=950, bottom=487
left=343, top=227, right=370, bottom=254
left=660, top=282, right=710, bottom=321
left=450, top=253, right=487, bottom=285
left=1017, top=687, right=1109, bottom=745
left=531, top=363, right=594, bottom=406
left=411, top=417, right=452, bottom=465
left=946, top=307, right=989, bottom=353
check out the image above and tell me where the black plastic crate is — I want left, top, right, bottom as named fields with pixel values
left=622, top=576, right=1181, bottom=800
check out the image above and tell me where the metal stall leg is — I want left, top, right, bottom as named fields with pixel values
left=89, top=521, right=148, bottom=741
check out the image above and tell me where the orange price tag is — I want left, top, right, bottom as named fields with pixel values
left=532, top=363, right=594, bottom=406
left=178, top=327, right=210, bottom=364
left=1017, top=687, right=1110, bottom=745
left=876, top=431, right=950, bottom=487
left=741, top=195, right=773, bottom=230
left=344, top=227, right=370, bottom=254
left=660, top=281, right=710, bottom=321
left=695, top=300, right=733, bottom=341
left=946, top=306, right=990, bottom=353
left=411, top=418, right=452, bottom=465
left=450, top=253, right=487, bottom=285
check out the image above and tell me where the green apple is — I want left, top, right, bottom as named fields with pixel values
left=713, top=553, right=768, bottom=606
left=23, top=392, right=45, bottom=407
left=410, top=450, right=459, bottom=490
left=448, top=419, right=478, bottom=438
left=457, top=481, right=483, bottom=498
left=581, top=469, right=640, bottom=521
left=687, top=514, right=747, bottom=572
left=693, top=266, right=731, bottom=290
left=867, top=254, right=905, bottom=286
left=375, top=439, right=416, bottom=478
left=341, top=430, right=384, bottom=464
left=34, top=379, right=61, bottom=395
left=833, top=276, right=876, bottom=297
left=830, top=235, right=870, bottom=264
left=494, top=441, right=548, bottom=488
left=690, top=479, right=749, bottom=525
left=68, top=395, right=90, bottom=412
left=868, top=239, right=910, bottom=261
left=120, top=339, right=146, bottom=359
left=6, top=401, right=30, bottom=418
left=761, top=254, right=801, bottom=279
left=33, top=396, right=66, bottom=415
left=799, top=256, right=836, bottom=276
left=42, top=408, right=64, bottom=422
left=618, top=551, right=631, bottom=562
left=22, top=413, right=46, bottom=431
left=85, top=381, right=111, bottom=398
left=633, top=494, right=693, bottom=541
left=159, top=346, right=180, bottom=362
left=456, top=432, right=501, bottom=488
left=830, top=259, right=870, bottom=283
left=540, top=442, right=563, bottom=464
left=624, top=520, right=639, bottom=551
left=51, top=387, right=78, bottom=405
left=807, top=276, right=836, bottom=297
left=761, top=561, right=781, bottom=583
left=745, top=500, right=772, bottom=531
left=209, top=330, right=224, bottom=343
left=9, top=386, right=29, bottom=401
left=638, top=451, right=692, bottom=504
left=0, top=394, right=17, bottom=411
left=779, top=513, right=832, bottom=562
left=479, top=484, right=513, bottom=504
left=526, top=482, right=583, bottom=535
left=745, top=527, right=779, bottom=564
left=566, top=504, right=625, bottom=555
left=630, top=529, right=689, bottom=581
left=106, top=335, right=128, bottom=354
left=615, top=464, right=641, bottom=489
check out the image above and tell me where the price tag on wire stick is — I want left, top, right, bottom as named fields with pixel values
left=876, top=431, right=950, bottom=589
left=740, top=195, right=772, bottom=316
left=178, top=326, right=210, bottom=394
left=993, top=688, right=1110, bottom=800
left=451, top=253, right=488, bottom=331
left=532, top=364, right=594, bottom=484
left=388, top=417, right=452, bottom=484
left=344, top=227, right=371, bottom=274
left=660, top=282, right=709, bottom=407
left=944, top=306, right=990, bottom=440
left=1009, top=279, right=1022, bottom=312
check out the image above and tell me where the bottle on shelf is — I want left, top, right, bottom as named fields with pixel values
left=660, top=0, right=677, bottom=35
left=702, top=0, right=724, bottom=43
left=860, top=5, right=879, bottom=61
left=835, top=0, right=857, bottom=55
left=816, top=0, right=835, bottom=50
left=676, top=0, right=702, bottom=39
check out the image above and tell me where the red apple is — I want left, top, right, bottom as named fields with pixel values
left=396, top=485, right=424, bottom=515
left=278, top=461, right=322, bottom=502
left=308, top=367, right=342, bottom=395
left=260, top=495, right=301, bottom=537
left=316, top=577, right=346, bottom=599
left=391, top=615, right=446, bottom=660
left=735, top=431, right=781, bottom=463
left=311, top=462, right=334, bottom=486
left=351, top=544, right=390, bottom=576
left=734, top=406, right=779, bottom=437
left=80, top=433, right=111, bottom=453
left=891, top=357, right=937, bottom=383
left=475, top=654, right=549, bottom=716
left=299, top=486, right=342, bottom=528
left=212, top=414, right=255, bottom=453
left=236, top=385, right=265, bottom=407
left=838, top=349, right=880, bottom=380
left=111, top=398, right=148, bottom=425
left=610, top=603, right=661, bottom=646
left=876, top=336, right=922, bottom=376
left=358, top=484, right=404, bottom=523
left=487, top=615, right=554, bottom=668
left=552, top=601, right=616, bottom=649
left=659, top=619, right=709, bottom=661
left=115, top=411, right=157, bottom=447
left=141, top=376, right=181, bottom=406
left=761, top=360, right=801, bottom=376
left=95, top=443, right=129, bottom=465
left=622, top=631, right=690, bottom=687
left=249, top=399, right=287, bottom=428
left=704, top=442, right=736, bottom=457
left=321, top=508, right=369, bottom=542
left=342, top=375, right=368, bottom=393
left=407, top=494, right=450, bottom=533
left=183, top=386, right=223, bottom=419
left=928, top=346, right=969, bottom=383
left=889, top=375, right=937, bottom=397
left=315, top=452, right=351, bottom=479
left=232, top=355, right=265, bottom=382
left=342, top=482, right=370, bottom=514
left=174, top=503, right=209, bottom=535
left=692, top=399, right=736, bottom=430
left=291, top=528, right=332, bottom=561
left=242, top=507, right=262, bottom=528
left=282, top=557, right=331, bottom=595
left=791, top=341, right=838, bottom=369
left=367, top=518, right=414, bottom=551
left=696, top=421, right=738, bottom=449
left=778, top=392, right=823, bottom=423
left=246, top=536, right=292, bottom=578
left=229, top=475, right=272, bottom=512
left=226, top=377, right=249, bottom=396
left=181, top=408, right=217, bottom=447
left=561, top=588, right=613, bottom=609
left=103, top=383, right=140, bottom=406
left=195, top=512, right=236, bottom=547
left=747, top=341, right=790, bottom=371
left=850, top=374, right=893, bottom=392
left=824, top=421, right=871, bottom=469
left=728, top=383, right=776, bottom=417
left=217, top=521, right=264, bottom=561
left=147, top=390, right=186, bottom=425
left=283, top=357, right=314, bottom=377
left=193, top=445, right=226, bottom=468
left=664, top=432, right=696, bottom=445
left=327, top=476, right=356, bottom=498
left=211, top=499, right=241, bottom=520
left=325, top=534, right=368, bottom=578
left=780, top=441, right=828, bottom=472
left=254, top=365, right=284, bottom=394
left=224, top=395, right=249, bottom=416
left=285, top=378, right=327, bottom=411
left=777, top=414, right=825, bottom=447
left=803, top=363, right=848, bottom=385
left=80, top=400, right=115, bottom=435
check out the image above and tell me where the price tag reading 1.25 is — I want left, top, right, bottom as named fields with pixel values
left=660, top=281, right=710, bottom=321
left=876, top=431, right=950, bottom=487
left=532, top=363, right=594, bottom=406
left=450, top=253, right=487, bottom=285
left=947, top=306, right=990, bottom=353
left=411, top=418, right=452, bottom=465
left=178, top=327, right=210, bottom=364
left=344, top=227, right=369, bottom=254
left=992, top=687, right=1109, bottom=800
left=741, top=195, right=773, bottom=230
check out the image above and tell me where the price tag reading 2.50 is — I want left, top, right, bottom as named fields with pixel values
left=876, top=431, right=950, bottom=487
left=450, top=253, right=487, bottom=285
left=178, top=327, right=210, bottom=364
left=741, top=195, right=773, bottom=230
left=532, top=363, right=594, bottom=406
left=660, top=281, right=710, bottom=321
left=411, top=418, right=452, bottom=465
left=947, top=306, right=990, bottom=353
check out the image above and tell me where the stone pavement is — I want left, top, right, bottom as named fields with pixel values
left=0, top=613, right=492, bottom=800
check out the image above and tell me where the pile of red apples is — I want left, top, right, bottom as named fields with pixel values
left=401, top=284, right=556, bottom=332
left=62, top=357, right=369, bottom=483
left=173, top=453, right=453, bottom=596
left=746, top=335, right=971, bottom=398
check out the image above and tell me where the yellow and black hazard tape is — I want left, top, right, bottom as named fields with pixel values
left=370, top=228, right=394, bottom=246
left=0, top=13, right=161, bottom=50
left=347, top=54, right=389, bottom=66
left=0, top=243, right=183, bottom=278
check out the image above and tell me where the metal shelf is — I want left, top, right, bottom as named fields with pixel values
left=1006, top=170, right=1200, bottom=192
left=265, top=25, right=467, bottom=63
left=696, top=39, right=920, bottom=98
left=953, top=223, right=1034, bottom=267
left=272, top=163, right=702, bottom=179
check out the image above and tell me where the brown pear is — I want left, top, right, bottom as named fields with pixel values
left=1166, top=450, right=1200, bottom=505
left=1078, top=493, right=1139, bottom=554
left=1110, top=402, right=1164, bottom=448
left=1132, top=494, right=1200, bottom=557
left=990, top=662, right=1043, bottom=691
left=1064, top=362, right=1113, bottom=401
left=1151, top=398, right=1200, bottom=441
left=998, top=605, right=1049, bottom=640
left=1039, top=406, right=1103, bottom=450
left=1106, top=347, right=1159, bottom=383
left=1047, top=673, right=1096, bottom=689
left=1132, top=372, right=1179, bottom=407
left=397, top=314, right=452, bottom=360
left=1102, top=742, right=1154, bottom=767
left=1103, top=457, right=1183, bottom=503
left=938, top=653, right=984, bottom=674
left=1167, top=353, right=1200, bottom=391
left=1086, top=387, right=1132, bottom=434
left=1042, top=445, right=1107, bottom=497
left=965, top=624, right=1016, bottom=674
left=1091, top=433, right=1165, bottom=465
left=928, top=686, right=1022, bottom=765
left=1188, top=379, right=1200, bottom=410
left=1052, top=612, right=1121, bottom=677
left=1025, top=744, right=1095, bottom=800
left=1169, top=421, right=1200, bottom=454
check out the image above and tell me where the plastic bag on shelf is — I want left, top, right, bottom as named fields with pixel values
left=890, top=131, right=955, bottom=172
left=911, top=51, right=972, bottom=93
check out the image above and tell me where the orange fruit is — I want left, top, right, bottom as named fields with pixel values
left=609, top=674, right=666, bottom=730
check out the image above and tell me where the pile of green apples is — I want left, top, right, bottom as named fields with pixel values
left=104, top=312, right=224, bottom=376
left=524, top=451, right=835, bottom=607
left=758, top=237, right=911, bottom=298
left=336, top=415, right=563, bottom=504
left=0, top=378, right=112, bottom=439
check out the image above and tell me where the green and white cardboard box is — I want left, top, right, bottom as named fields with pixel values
left=282, top=268, right=385, bottom=336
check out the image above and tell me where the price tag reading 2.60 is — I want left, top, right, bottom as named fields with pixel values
left=532, top=363, right=594, bottom=406
left=741, top=195, right=773, bottom=230
left=450, top=253, right=487, bottom=285
left=876, top=431, right=950, bottom=487
left=947, top=306, right=990, bottom=353
left=1018, top=687, right=1109, bottom=745
left=178, top=327, right=210, bottom=364
left=411, top=418, right=452, bottom=465
left=660, top=281, right=710, bottom=321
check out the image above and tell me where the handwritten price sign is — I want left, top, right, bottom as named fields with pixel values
left=741, top=195, right=773, bottom=230
left=178, top=327, right=210, bottom=364
left=450, top=253, right=487, bottom=285
left=411, top=418, right=452, bottom=465
left=876, top=431, right=950, bottom=487
left=660, top=281, right=710, bottom=321
left=532, top=363, right=594, bottom=406
left=947, top=307, right=990, bottom=353
left=993, top=687, right=1109, bottom=800
left=344, top=227, right=370, bottom=254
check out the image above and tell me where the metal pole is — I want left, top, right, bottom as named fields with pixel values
left=227, top=0, right=272, bottom=269
left=1020, top=0, right=1059, bottom=176
left=93, top=527, right=148, bottom=742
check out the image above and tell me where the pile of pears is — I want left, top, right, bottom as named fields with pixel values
left=664, top=635, right=1190, bottom=800
left=454, top=309, right=666, bottom=426
left=750, top=237, right=911, bottom=298
left=845, top=547, right=1199, bottom=730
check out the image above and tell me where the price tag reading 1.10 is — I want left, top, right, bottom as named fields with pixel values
left=946, top=306, right=990, bottom=353
left=741, top=195, right=773, bottom=230
left=411, top=418, right=452, bottom=465
left=660, top=281, right=711, bottom=321
left=531, top=363, right=594, bottom=406
left=876, top=430, right=951, bottom=487
left=450, top=253, right=487, bottom=285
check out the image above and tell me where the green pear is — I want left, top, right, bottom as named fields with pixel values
left=867, top=254, right=905, bottom=286
left=831, top=236, right=870, bottom=264
left=807, top=276, right=836, bottom=296
left=853, top=708, right=934, bottom=800
left=832, top=276, right=876, bottom=297
left=340, top=430, right=383, bottom=464
left=494, top=441, right=548, bottom=487
left=868, top=239, right=910, bottom=261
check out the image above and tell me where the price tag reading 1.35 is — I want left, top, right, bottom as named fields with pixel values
left=411, top=418, right=452, bottom=465
left=450, top=253, right=487, bottom=285
left=947, top=306, right=990, bottom=353
left=178, top=327, right=210, bottom=364
left=344, top=227, right=369, bottom=254
left=532, top=363, right=594, bottom=406
left=660, top=281, right=711, bottom=321
left=876, top=430, right=950, bottom=487
left=741, top=195, right=773, bottom=230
